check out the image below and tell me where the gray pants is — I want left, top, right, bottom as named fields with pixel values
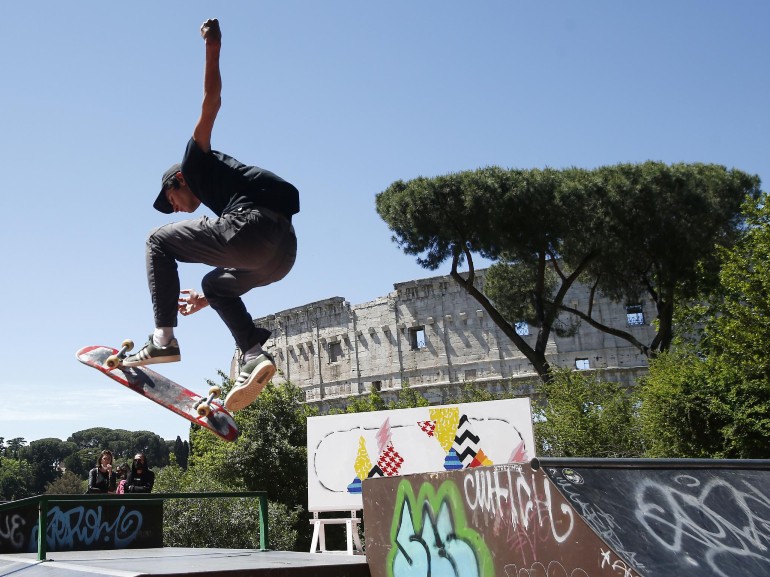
left=146, top=207, right=296, bottom=353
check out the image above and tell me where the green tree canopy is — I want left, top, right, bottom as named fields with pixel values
left=343, top=382, right=430, bottom=413
left=377, top=162, right=760, bottom=381
left=154, top=460, right=301, bottom=551
left=639, top=194, right=770, bottom=458
left=535, top=368, right=645, bottom=458
left=4, top=438, right=26, bottom=459
left=0, top=457, right=33, bottom=500
left=173, top=436, right=190, bottom=470
left=66, top=428, right=170, bottom=473
left=20, top=438, right=76, bottom=494
left=45, top=470, right=86, bottom=494
left=198, top=380, right=312, bottom=507
left=187, top=372, right=316, bottom=549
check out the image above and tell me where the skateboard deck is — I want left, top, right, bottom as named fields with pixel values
left=76, top=345, right=239, bottom=442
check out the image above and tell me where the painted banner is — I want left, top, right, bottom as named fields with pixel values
left=307, top=398, right=534, bottom=511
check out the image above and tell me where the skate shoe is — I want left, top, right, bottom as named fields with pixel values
left=123, top=335, right=181, bottom=367
left=225, top=352, right=276, bottom=411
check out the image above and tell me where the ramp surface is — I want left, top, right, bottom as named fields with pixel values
left=0, top=547, right=369, bottom=577
left=538, top=458, right=770, bottom=577
left=361, top=458, right=770, bottom=577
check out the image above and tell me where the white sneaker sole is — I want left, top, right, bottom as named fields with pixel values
left=225, top=358, right=276, bottom=411
left=122, top=354, right=181, bottom=368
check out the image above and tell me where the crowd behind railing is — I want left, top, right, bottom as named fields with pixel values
left=86, top=449, right=155, bottom=495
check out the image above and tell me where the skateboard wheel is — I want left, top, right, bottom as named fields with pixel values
left=121, top=339, right=134, bottom=351
left=209, top=385, right=222, bottom=399
left=197, top=403, right=211, bottom=418
left=105, top=355, right=121, bottom=369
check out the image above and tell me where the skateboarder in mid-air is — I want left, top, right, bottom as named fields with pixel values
left=123, top=18, right=299, bottom=412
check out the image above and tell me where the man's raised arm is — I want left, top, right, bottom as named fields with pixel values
left=193, top=18, right=222, bottom=153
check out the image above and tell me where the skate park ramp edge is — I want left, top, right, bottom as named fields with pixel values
left=361, top=457, right=770, bottom=577
left=0, top=547, right=370, bottom=577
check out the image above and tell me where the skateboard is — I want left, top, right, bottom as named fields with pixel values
left=76, top=341, right=239, bottom=442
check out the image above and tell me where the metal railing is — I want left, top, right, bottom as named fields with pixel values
left=0, top=491, right=269, bottom=561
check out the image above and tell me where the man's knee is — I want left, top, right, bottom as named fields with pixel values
left=202, top=268, right=263, bottom=301
left=201, top=269, right=231, bottom=300
left=146, top=227, right=167, bottom=257
left=147, top=224, right=172, bottom=248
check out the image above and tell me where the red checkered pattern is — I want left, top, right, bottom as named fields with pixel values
left=377, top=442, right=404, bottom=476
left=418, top=420, right=436, bottom=437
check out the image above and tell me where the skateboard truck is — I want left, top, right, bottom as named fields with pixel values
left=193, top=385, right=222, bottom=418
left=105, top=339, right=134, bottom=369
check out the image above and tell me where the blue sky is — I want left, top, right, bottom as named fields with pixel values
left=1, top=1, right=767, bottom=445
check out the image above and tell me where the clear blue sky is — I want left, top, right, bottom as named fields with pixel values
left=1, top=1, right=767, bottom=445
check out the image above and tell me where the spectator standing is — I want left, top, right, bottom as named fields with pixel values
left=124, top=453, right=155, bottom=493
left=87, top=450, right=117, bottom=494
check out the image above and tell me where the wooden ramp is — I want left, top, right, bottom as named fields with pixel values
left=362, top=458, right=770, bottom=577
left=0, top=547, right=370, bottom=577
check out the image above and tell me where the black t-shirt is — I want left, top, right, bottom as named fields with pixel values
left=125, top=468, right=155, bottom=493
left=87, top=467, right=117, bottom=493
left=181, top=138, right=300, bottom=218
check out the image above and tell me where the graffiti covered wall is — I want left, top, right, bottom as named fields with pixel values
left=0, top=501, right=162, bottom=553
left=307, top=399, right=534, bottom=511
left=364, top=459, right=770, bottom=577
left=542, top=463, right=770, bottom=577
left=362, top=462, right=643, bottom=577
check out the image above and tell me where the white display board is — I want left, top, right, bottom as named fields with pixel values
left=307, top=398, right=534, bottom=511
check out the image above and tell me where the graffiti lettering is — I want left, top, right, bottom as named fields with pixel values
left=553, top=473, right=644, bottom=571
left=463, top=465, right=574, bottom=546
left=388, top=480, right=494, bottom=577
left=635, top=475, right=770, bottom=577
left=0, top=513, right=26, bottom=549
left=30, top=505, right=143, bottom=550
left=555, top=477, right=619, bottom=541
left=503, top=561, right=590, bottom=576
left=600, top=547, right=634, bottom=577
left=514, top=470, right=534, bottom=532
left=543, top=480, right=573, bottom=544
left=463, top=468, right=510, bottom=517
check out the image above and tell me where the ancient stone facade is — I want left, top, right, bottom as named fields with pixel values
left=248, top=270, right=657, bottom=410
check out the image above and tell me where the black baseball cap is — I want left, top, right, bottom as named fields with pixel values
left=153, top=163, right=182, bottom=214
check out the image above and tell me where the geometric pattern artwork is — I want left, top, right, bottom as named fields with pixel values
left=332, top=400, right=533, bottom=502
left=353, top=436, right=373, bottom=480
left=309, top=399, right=536, bottom=512
left=418, top=420, right=436, bottom=437
left=469, top=448, right=493, bottom=468
left=453, top=414, right=482, bottom=468
left=429, top=407, right=460, bottom=452
left=346, top=476, right=362, bottom=493
left=348, top=411, right=507, bottom=491
left=347, top=436, right=374, bottom=492
left=509, top=440, right=528, bottom=462
left=376, top=417, right=392, bottom=452
left=443, top=448, right=464, bottom=470
left=377, top=441, right=405, bottom=476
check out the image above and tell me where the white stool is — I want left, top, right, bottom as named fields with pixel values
left=309, top=510, right=364, bottom=555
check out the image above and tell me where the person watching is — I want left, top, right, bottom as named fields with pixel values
left=87, top=449, right=118, bottom=494
left=124, top=453, right=155, bottom=493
